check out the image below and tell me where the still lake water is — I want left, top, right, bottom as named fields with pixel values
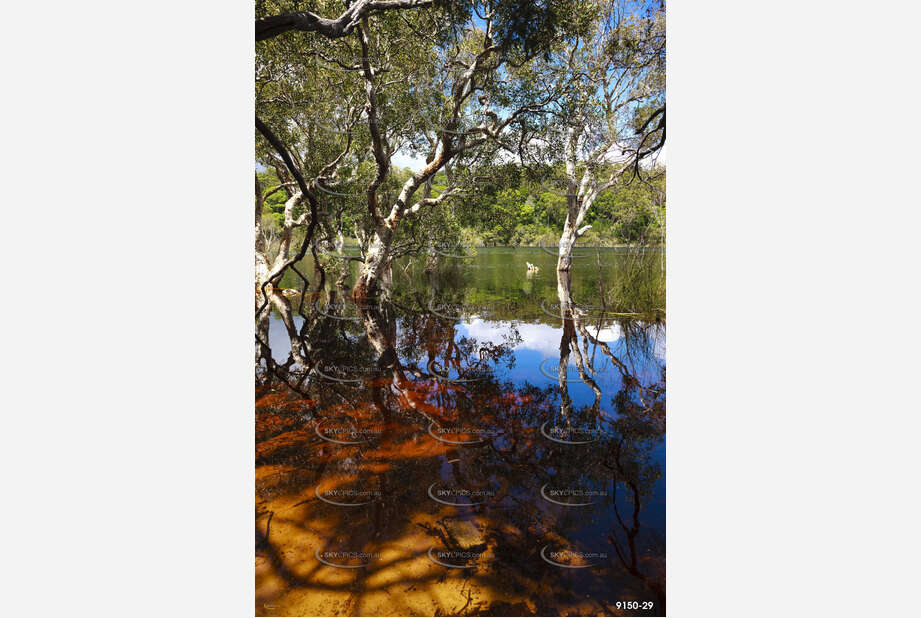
left=256, top=247, right=665, bottom=616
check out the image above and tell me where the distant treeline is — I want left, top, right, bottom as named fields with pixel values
left=259, top=161, right=665, bottom=250
left=438, top=162, right=664, bottom=247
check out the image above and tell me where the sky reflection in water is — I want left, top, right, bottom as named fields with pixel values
left=256, top=248, right=665, bottom=616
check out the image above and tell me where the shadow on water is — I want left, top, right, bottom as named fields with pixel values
left=256, top=247, right=665, bottom=616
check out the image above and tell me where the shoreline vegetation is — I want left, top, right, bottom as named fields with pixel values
left=258, top=162, right=666, bottom=261
left=255, top=2, right=667, bottom=612
left=255, top=0, right=664, bottom=295
left=313, top=237, right=665, bottom=249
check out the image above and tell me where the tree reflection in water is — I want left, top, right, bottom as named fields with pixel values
left=255, top=260, right=665, bottom=616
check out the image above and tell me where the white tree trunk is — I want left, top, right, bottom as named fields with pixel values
left=255, top=304, right=271, bottom=377
left=255, top=179, right=273, bottom=287
left=353, top=226, right=393, bottom=301
left=557, top=219, right=578, bottom=273
left=557, top=215, right=592, bottom=272
left=255, top=188, right=304, bottom=289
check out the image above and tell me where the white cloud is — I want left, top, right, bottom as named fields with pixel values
left=391, top=150, right=426, bottom=172
left=460, top=318, right=625, bottom=361
left=461, top=317, right=665, bottom=369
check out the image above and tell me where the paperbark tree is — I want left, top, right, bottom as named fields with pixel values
left=519, top=0, right=665, bottom=272
left=255, top=174, right=304, bottom=287
left=256, top=0, right=594, bottom=301
left=255, top=42, right=366, bottom=296
left=349, top=4, right=566, bottom=301
left=255, top=0, right=444, bottom=298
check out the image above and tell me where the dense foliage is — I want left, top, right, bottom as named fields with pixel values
left=260, top=160, right=664, bottom=249
left=429, top=162, right=665, bottom=246
left=255, top=0, right=665, bottom=293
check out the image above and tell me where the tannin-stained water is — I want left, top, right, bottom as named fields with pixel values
left=256, top=247, right=665, bottom=616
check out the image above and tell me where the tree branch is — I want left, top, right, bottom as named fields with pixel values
left=256, top=0, right=434, bottom=41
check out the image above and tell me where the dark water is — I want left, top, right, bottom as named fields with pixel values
left=256, top=247, right=665, bottom=616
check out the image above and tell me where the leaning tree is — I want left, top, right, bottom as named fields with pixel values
left=256, top=0, right=596, bottom=301
left=330, top=0, right=599, bottom=301
left=254, top=0, right=453, bottom=296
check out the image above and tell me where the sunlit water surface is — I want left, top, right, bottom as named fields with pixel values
left=257, top=247, right=665, bottom=616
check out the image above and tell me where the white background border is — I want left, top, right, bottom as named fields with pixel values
left=3, top=1, right=920, bottom=616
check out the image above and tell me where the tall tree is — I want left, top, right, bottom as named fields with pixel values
left=254, top=0, right=449, bottom=295
left=519, top=0, right=665, bottom=272
left=255, top=0, right=599, bottom=299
